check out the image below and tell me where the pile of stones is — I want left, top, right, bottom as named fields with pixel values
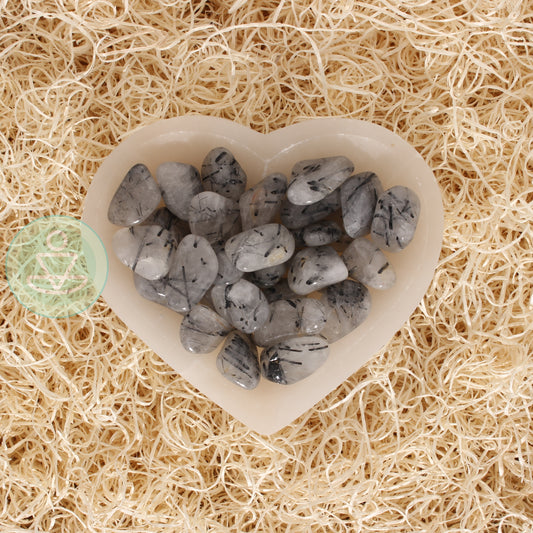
left=108, top=147, right=420, bottom=389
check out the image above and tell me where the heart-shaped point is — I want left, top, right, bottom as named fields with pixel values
left=83, top=116, right=444, bottom=435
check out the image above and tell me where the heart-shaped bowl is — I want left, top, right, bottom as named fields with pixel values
left=82, top=116, right=443, bottom=435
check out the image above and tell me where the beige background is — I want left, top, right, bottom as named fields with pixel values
left=1, top=1, right=532, bottom=531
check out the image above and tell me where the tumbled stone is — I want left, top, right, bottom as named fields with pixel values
left=342, top=238, right=396, bottom=290
left=239, top=173, right=287, bottom=230
left=216, top=331, right=260, bottom=390
left=133, top=272, right=168, bottom=306
left=288, top=246, right=348, bottom=295
left=341, top=171, right=383, bottom=238
left=210, top=283, right=231, bottom=322
left=180, top=304, right=232, bottom=354
left=163, top=234, right=218, bottom=313
left=218, top=279, right=270, bottom=334
left=302, top=221, right=342, bottom=247
left=112, top=225, right=176, bottom=280
left=262, top=279, right=297, bottom=303
left=249, top=263, right=286, bottom=288
left=320, top=280, right=371, bottom=342
left=253, top=298, right=326, bottom=347
left=156, top=162, right=201, bottom=221
left=142, top=207, right=188, bottom=243
left=280, top=189, right=340, bottom=229
left=108, top=163, right=161, bottom=226
left=188, top=191, right=241, bottom=247
left=214, top=250, right=244, bottom=286
left=201, top=147, right=247, bottom=201
left=287, top=156, right=354, bottom=205
left=225, top=223, right=295, bottom=272
left=371, top=186, right=421, bottom=252
left=260, top=336, right=329, bottom=385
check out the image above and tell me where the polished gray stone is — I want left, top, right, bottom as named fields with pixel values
left=302, top=220, right=342, bottom=246
left=239, top=173, right=287, bottom=230
left=262, top=279, right=298, bottom=303
left=156, top=162, right=201, bottom=221
left=288, top=246, right=348, bottom=295
left=249, top=263, right=286, bottom=288
left=320, top=279, right=371, bottom=342
left=260, top=336, right=329, bottom=385
left=342, top=237, right=396, bottom=290
left=371, top=186, right=421, bottom=252
left=188, top=191, right=241, bottom=247
left=163, top=234, right=218, bottom=313
left=341, top=171, right=383, bottom=238
left=201, top=147, right=247, bottom=202
left=142, top=207, right=188, bottom=243
left=280, top=189, right=340, bottom=229
left=221, top=279, right=271, bottom=334
left=108, top=163, right=161, bottom=226
left=214, top=249, right=244, bottom=286
left=216, top=331, right=260, bottom=390
left=210, top=283, right=231, bottom=322
left=287, top=156, right=354, bottom=205
left=253, top=298, right=326, bottom=347
left=112, top=225, right=176, bottom=280
left=225, top=223, right=295, bottom=272
left=180, top=304, right=232, bottom=354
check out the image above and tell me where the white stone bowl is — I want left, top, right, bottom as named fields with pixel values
left=82, top=116, right=444, bottom=435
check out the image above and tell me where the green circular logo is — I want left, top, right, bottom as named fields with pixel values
left=6, top=216, right=108, bottom=318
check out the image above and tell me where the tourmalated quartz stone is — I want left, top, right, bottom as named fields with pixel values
left=302, top=221, right=343, bottom=247
left=163, top=234, right=218, bottom=313
left=341, top=171, right=383, bottom=238
left=260, top=336, right=329, bottom=385
left=219, top=279, right=271, bottom=334
left=342, top=238, right=396, bottom=290
left=214, top=250, right=243, bottom=286
left=288, top=246, right=348, bottom=295
left=142, top=207, right=188, bottom=243
left=216, top=331, right=260, bottom=390
left=156, top=162, right=202, bottom=221
left=108, top=163, right=161, bottom=226
left=179, top=304, right=232, bottom=354
left=249, top=263, right=286, bottom=288
left=188, top=191, right=241, bottom=247
left=253, top=298, right=327, bottom=347
left=371, top=186, right=421, bottom=252
left=201, top=147, right=247, bottom=202
left=262, top=279, right=297, bottom=303
left=112, top=225, right=176, bottom=280
left=210, top=283, right=231, bottom=321
left=239, top=173, right=287, bottom=230
left=320, top=280, right=371, bottom=342
left=225, top=223, right=295, bottom=273
left=280, top=189, right=340, bottom=229
left=287, top=156, right=354, bottom=205
left=133, top=272, right=168, bottom=306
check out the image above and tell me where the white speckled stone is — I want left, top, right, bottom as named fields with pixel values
left=189, top=191, right=241, bottom=247
left=239, top=173, right=287, bottom=230
left=112, top=225, right=176, bottom=280
left=180, top=304, right=232, bottom=354
left=201, top=147, right=247, bottom=202
left=225, top=223, right=295, bottom=272
left=280, top=189, right=340, bottom=229
left=288, top=246, right=348, bottom=295
left=287, top=156, right=354, bottom=205
left=371, top=186, right=421, bottom=252
left=262, top=279, right=298, bottom=303
left=142, top=207, right=188, bottom=243
left=253, top=298, right=326, bottom=347
left=260, top=336, right=329, bottom=385
left=320, top=280, right=371, bottom=342
left=163, top=234, right=218, bottom=313
left=156, top=162, right=201, bottom=221
left=341, top=172, right=383, bottom=238
left=108, top=164, right=161, bottom=226
left=214, top=249, right=244, bottom=286
left=342, top=238, right=396, bottom=290
left=249, top=263, right=286, bottom=288
left=302, top=221, right=342, bottom=246
left=216, top=331, right=260, bottom=390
